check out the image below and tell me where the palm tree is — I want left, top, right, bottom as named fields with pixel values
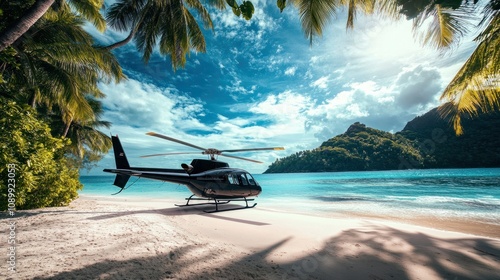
left=404, top=0, right=474, bottom=49
left=286, top=0, right=401, bottom=44
left=289, top=0, right=342, bottom=44
left=439, top=1, right=500, bottom=134
left=401, top=0, right=499, bottom=134
left=51, top=96, right=113, bottom=159
left=4, top=6, right=123, bottom=104
left=1, top=6, right=124, bottom=159
left=0, top=0, right=106, bottom=52
left=104, top=0, right=228, bottom=70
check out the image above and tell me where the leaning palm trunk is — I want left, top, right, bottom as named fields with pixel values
left=62, top=118, right=73, bottom=138
left=0, top=0, right=106, bottom=52
left=0, top=0, right=55, bottom=51
left=104, top=29, right=136, bottom=50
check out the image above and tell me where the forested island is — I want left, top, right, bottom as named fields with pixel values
left=264, top=107, right=500, bottom=173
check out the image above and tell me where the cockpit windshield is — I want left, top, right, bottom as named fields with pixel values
left=246, top=173, right=256, bottom=185
left=239, top=174, right=248, bottom=185
left=227, top=173, right=257, bottom=186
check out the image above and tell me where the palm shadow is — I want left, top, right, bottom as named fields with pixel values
left=270, top=224, right=500, bottom=280
left=32, top=225, right=500, bottom=280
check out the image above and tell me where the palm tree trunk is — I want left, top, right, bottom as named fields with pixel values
left=63, top=118, right=73, bottom=138
left=29, top=93, right=37, bottom=109
left=104, top=29, right=136, bottom=50
left=0, top=0, right=55, bottom=52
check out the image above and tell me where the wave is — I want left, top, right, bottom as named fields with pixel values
left=310, top=194, right=500, bottom=211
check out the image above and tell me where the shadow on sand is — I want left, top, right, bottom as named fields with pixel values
left=86, top=203, right=271, bottom=226
left=33, top=224, right=499, bottom=280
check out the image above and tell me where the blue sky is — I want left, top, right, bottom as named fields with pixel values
left=85, top=1, right=477, bottom=175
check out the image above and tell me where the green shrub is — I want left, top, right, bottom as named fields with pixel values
left=0, top=98, right=82, bottom=210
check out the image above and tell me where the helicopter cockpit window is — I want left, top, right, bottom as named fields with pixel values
left=238, top=174, right=248, bottom=185
left=246, top=173, right=256, bottom=185
left=227, top=175, right=237, bottom=185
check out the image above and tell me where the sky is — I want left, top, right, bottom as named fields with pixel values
left=84, top=1, right=478, bottom=175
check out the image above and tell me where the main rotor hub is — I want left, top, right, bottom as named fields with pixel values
left=203, top=148, right=221, bottom=155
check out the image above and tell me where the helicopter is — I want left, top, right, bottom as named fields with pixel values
left=103, top=132, right=285, bottom=213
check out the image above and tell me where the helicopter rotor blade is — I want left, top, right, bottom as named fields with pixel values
left=219, top=153, right=263, bottom=163
left=220, top=147, right=285, bottom=153
left=146, top=132, right=207, bottom=151
left=140, top=152, right=201, bottom=158
left=145, top=132, right=285, bottom=164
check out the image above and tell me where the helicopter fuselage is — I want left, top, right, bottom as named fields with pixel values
left=102, top=134, right=278, bottom=212
left=103, top=165, right=262, bottom=199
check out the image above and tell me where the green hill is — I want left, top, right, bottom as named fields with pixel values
left=264, top=108, right=500, bottom=173
left=399, top=108, right=500, bottom=168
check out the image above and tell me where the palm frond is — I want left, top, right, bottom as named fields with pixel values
left=67, top=0, right=107, bottom=32
left=185, top=0, right=214, bottom=29
left=343, top=0, right=375, bottom=29
left=375, top=0, right=403, bottom=20
left=106, top=0, right=147, bottom=32
left=204, top=0, right=227, bottom=10
left=134, top=2, right=161, bottom=63
left=293, top=0, right=341, bottom=44
left=184, top=9, right=207, bottom=53
left=414, top=2, right=475, bottom=50
left=440, top=30, right=500, bottom=135
left=157, top=0, right=189, bottom=69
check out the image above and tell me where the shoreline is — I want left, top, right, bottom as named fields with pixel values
left=3, top=195, right=499, bottom=279
left=80, top=194, right=500, bottom=239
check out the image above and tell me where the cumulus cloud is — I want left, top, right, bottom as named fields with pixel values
left=300, top=64, right=444, bottom=138
left=99, top=79, right=208, bottom=134
left=393, top=65, right=442, bottom=110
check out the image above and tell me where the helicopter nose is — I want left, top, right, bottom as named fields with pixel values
left=253, top=185, right=262, bottom=196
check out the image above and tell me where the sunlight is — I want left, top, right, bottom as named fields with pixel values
left=367, top=21, right=426, bottom=62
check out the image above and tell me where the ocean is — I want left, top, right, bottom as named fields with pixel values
left=80, top=168, right=500, bottom=225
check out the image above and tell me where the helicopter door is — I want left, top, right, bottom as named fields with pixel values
left=230, top=173, right=248, bottom=196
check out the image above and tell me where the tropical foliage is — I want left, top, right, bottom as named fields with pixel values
left=104, top=0, right=254, bottom=69
left=439, top=1, right=500, bottom=134
left=265, top=108, right=500, bottom=173
left=2, top=6, right=123, bottom=107
left=400, top=106, right=500, bottom=168
left=0, top=98, right=82, bottom=210
left=0, top=0, right=106, bottom=52
left=0, top=2, right=122, bottom=209
left=265, top=122, right=424, bottom=173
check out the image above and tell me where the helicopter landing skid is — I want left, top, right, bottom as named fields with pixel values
left=175, top=195, right=257, bottom=213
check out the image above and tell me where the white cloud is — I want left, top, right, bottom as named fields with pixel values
left=99, top=79, right=209, bottom=134
left=285, top=66, right=297, bottom=76
left=393, top=65, right=442, bottom=110
left=276, top=45, right=284, bottom=53
left=310, top=76, right=330, bottom=89
left=249, top=90, right=311, bottom=122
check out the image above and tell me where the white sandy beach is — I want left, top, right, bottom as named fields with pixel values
left=2, top=195, right=500, bottom=280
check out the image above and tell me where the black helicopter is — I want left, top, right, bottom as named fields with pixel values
left=103, top=132, right=284, bottom=213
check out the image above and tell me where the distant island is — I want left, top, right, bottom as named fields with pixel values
left=264, top=107, right=500, bottom=173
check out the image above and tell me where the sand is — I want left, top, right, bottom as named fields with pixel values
left=2, top=195, right=499, bottom=280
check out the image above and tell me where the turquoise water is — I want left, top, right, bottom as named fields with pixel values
left=80, top=168, right=500, bottom=224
